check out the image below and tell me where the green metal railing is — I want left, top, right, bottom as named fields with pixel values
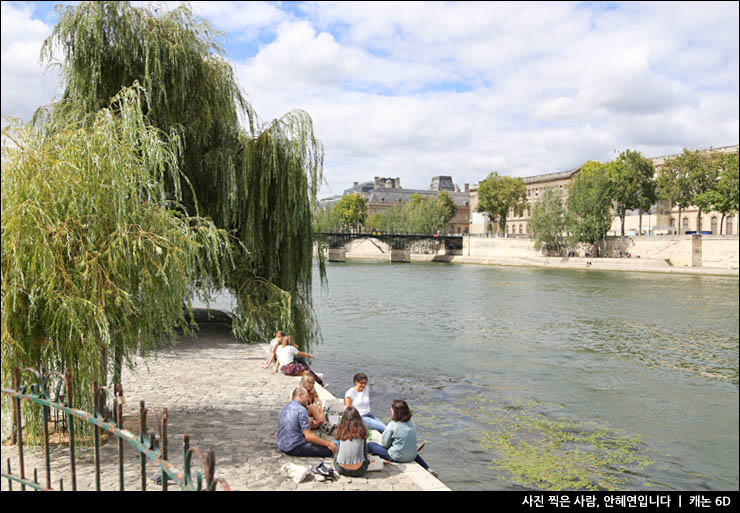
left=2, top=367, right=229, bottom=491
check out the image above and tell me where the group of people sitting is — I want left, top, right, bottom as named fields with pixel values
left=265, top=331, right=435, bottom=478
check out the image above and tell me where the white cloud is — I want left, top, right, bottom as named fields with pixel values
left=1, top=2, right=60, bottom=123
left=2, top=1, right=737, bottom=197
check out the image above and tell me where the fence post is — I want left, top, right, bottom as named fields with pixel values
left=64, top=368, right=77, bottom=491
left=116, top=384, right=124, bottom=491
left=140, top=400, right=147, bottom=491
left=13, top=367, right=26, bottom=491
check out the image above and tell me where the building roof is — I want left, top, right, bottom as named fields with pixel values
left=366, top=188, right=470, bottom=207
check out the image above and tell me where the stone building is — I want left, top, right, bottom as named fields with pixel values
left=651, top=144, right=739, bottom=236
left=469, top=169, right=578, bottom=235
left=469, top=143, right=739, bottom=236
left=330, top=176, right=472, bottom=233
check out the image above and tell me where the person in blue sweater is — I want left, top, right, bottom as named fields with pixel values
left=367, top=399, right=437, bottom=477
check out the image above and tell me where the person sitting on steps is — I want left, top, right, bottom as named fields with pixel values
left=277, top=387, right=336, bottom=458
left=344, top=372, right=386, bottom=433
left=299, top=374, right=328, bottom=430
left=367, top=399, right=438, bottom=477
left=262, top=330, right=285, bottom=369
left=333, top=406, right=370, bottom=477
left=273, top=335, right=327, bottom=387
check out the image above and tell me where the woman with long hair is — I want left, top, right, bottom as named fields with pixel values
left=333, top=406, right=370, bottom=477
left=299, top=374, right=327, bottom=429
left=273, top=335, right=326, bottom=386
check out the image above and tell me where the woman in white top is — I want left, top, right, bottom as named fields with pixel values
left=344, top=372, right=386, bottom=433
left=272, top=336, right=326, bottom=387
left=261, top=331, right=285, bottom=368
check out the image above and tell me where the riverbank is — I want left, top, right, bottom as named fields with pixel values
left=0, top=316, right=449, bottom=491
left=413, top=254, right=740, bottom=277
left=332, top=250, right=738, bottom=277
left=322, top=235, right=738, bottom=277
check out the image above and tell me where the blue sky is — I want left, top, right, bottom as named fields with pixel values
left=2, top=1, right=738, bottom=197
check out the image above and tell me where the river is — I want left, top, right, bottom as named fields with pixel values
left=200, top=260, right=739, bottom=491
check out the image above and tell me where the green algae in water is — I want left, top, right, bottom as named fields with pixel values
left=415, top=396, right=654, bottom=490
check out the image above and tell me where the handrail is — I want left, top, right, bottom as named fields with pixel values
left=1, top=366, right=229, bottom=491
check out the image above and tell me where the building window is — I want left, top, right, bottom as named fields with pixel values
left=711, top=217, right=718, bottom=234
left=683, top=218, right=689, bottom=230
left=519, top=224, right=523, bottom=234
left=728, top=217, right=734, bottom=235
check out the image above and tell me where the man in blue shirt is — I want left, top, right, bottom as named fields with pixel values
left=277, top=387, right=336, bottom=457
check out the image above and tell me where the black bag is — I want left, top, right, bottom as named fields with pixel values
left=311, top=461, right=337, bottom=482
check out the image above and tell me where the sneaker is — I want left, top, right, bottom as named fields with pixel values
left=427, top=468, right=439, bottom=478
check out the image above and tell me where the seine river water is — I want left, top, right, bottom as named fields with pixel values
left=201, top=260, right=739, bottom=491
left=309, top=260, right=738, bottom=491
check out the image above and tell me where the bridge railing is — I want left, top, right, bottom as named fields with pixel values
left=1, top=366, right=229, bottom=491
left=316, top=232, right=464, bottom=250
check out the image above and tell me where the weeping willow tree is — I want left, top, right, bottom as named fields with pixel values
left=2, top=85, right=232, bottom=432
left=38, top=1, right=325, bottom=348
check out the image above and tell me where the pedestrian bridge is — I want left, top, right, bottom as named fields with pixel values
left=315, top=232, right=463, bottom=262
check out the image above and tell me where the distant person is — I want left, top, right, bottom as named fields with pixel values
left=367, top=399, right=437, bottom=477
left=261, top=330, right=285, bottom=369
left=344, top=373, right=386, bottom=433
left=273, top=336, right=326, bottom=387
left=333, top=406, right=370, bottom=477
left=299, top=374, right=328, bottom=430
left=277, top=387, right=336, bottom=458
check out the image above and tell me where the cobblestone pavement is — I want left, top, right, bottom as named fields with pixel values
left=1, top=316, right=447, bottom=491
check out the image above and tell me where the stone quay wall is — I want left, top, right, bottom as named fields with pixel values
left=317, top=235, right=738, bottom=275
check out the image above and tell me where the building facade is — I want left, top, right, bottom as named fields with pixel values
left=651, top=144, right=739, bottom=236
left=323, top=176, right=472, bottom=233
left=469, top=144, right=739, bottom=237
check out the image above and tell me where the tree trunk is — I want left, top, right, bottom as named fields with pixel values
left=720, top=214, right=726, bottom=235
left=113, top=339, right=123, bottom=385
left=620, top=212, right=626, bottom=237
left=697, top=208, right=703, bottom=233
left=638, top=208, right=643, bottom=236
left=678, top=208, right=683, bottom=235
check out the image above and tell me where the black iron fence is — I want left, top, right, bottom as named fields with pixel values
left=1, top=367, right=229, bottom=491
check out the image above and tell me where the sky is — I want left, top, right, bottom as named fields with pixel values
left=2, top=1, right=738, bottom=198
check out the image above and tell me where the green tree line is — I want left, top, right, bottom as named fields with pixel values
left=478, top=148, right=738, bottom=257
left=314, top=191, right=458, bottom=234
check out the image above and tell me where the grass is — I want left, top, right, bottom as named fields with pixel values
left=414, top=395, right=654, bottom=490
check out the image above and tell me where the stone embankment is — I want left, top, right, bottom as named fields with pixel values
left=323, top=235, right=738, bottom=276
left=1, top=317, right=449, bottom=492
left=418, top=254, right=739, bottom=277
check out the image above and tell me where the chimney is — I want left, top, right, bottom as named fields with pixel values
left=374, top=177, right=380, bottom=189
left=353, top=181, right=359, bottom=187
left=464, top=183, right=469, bottom=193
left=396, top=177, right=401, bottom=188
left=385, top=179, right=392, bottom=189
